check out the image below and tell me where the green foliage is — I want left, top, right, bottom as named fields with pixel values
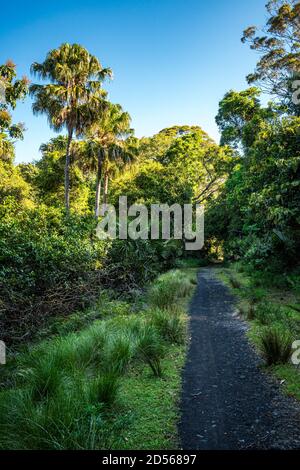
left=105, top=239, right=186, bottom=293
left=209, top=3, right=300, bottom=269
left=208, top=113, right=300, bottom=270
left=138, top=125, right=203, bottom=162
left=239, top=286, right=266, bottom=319
left=215, top=87, right=280, bottom=149
left=0, top=160, right=34, bottom=212
left=0, top=206, right=107, bottom=343
left=105, top=239, right=161, bottom=289
left=111, top=128, right=233, bottom=207
left=111, top=159, right=193, bottom=206
left=175, top=257, right=207, bottom=268
left=33, top=136, right=94, bottom=213
left=241, top=286, right=266, bottom=304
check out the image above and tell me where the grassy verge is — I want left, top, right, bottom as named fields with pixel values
left=217, top=263, right=300, bottom=401
left=0, top=267, right=197, bottom=450
left=119, top=346, right=185, bottom=449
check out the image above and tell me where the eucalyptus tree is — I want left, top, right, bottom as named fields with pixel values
left=85, top=102, right=134, bottom=216
left=30, top=43, right=111, bottom=212
left=242, top=0, right=300, bottom=111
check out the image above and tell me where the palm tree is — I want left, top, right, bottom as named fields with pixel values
left=85, top=102, right=135, bottom=217
left=30, top=43, right=111, bottom=212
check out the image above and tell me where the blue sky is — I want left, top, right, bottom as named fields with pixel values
left=1, top=0, right=267, bottom=163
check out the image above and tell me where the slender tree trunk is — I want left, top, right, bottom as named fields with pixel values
left=103, top=170, right=109, bottom=206
left=65, top=129, right=73, bottom=213
left=95, top=148, right=103, bottom=218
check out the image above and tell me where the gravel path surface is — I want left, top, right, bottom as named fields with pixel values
left=179, top=268, right=300, bottom=450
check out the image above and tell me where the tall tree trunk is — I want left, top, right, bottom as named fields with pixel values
left=103, top=170, right=109, bottom=206
left=95, top=148, right=103, bottom=218
left=65, top=129, right=73, bottom=213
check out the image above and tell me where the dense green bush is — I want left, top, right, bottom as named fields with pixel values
left=206, top=116, right=300, bottom=271
left=104, top=239, right=184, bottom=292
left=0, top=200, right=188, bottom=344
left=0, top=206, right=107, bottom=343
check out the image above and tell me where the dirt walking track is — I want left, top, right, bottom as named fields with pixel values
left=179, top=268, right=300, bottom=450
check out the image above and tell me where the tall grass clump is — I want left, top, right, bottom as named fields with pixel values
left=21, top=322, right=107, bottom=376
left=136, top=324, right=165, bottom=377
left=103, top=332, right=133, bottom=375
left=149, top=308, right=186, bottom=344
left=0, top=378, right=111, bottom=449
left=255, top=303, right=287, bottom=326
left=87, top=373, right=120, bottom=408
left=228, top=274, right=242, bottom=289
left=20, top=355, right=64, bottom=402
left=240, top=287, right=266, bottom=320
left=148, top=270, right=193, bottom=309
left=259, top=326, right=293, bottom=366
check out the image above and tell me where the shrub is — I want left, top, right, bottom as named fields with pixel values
left=238, top=287, right=266, bottom=320
left=175, top=257, right=207, bottom=268
left=104, top=239, right=161, bottom=290
left=0, top=207, right=107, bottom=345
left=238, top=302, right=256, bottom=320
left=247, top=303, right=256, bottom=320
left=259, top=326, right=293, bottom=366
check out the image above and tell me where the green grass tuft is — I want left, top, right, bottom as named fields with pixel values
left=259, top=326, right=293, bottom=366
left=87, top=373, right=120, bottom=408
left=149, top=308, right=186, bottom=345
left=136, top=324, right=165, bottom=377
left=148, top=270, right=194, bottom=310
